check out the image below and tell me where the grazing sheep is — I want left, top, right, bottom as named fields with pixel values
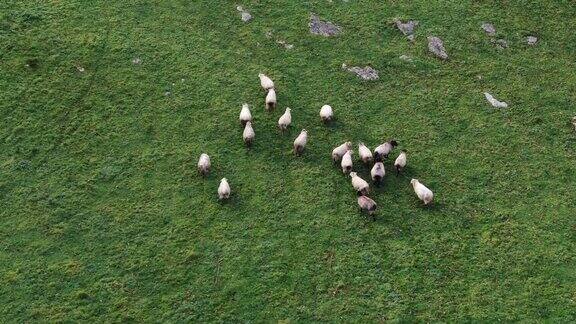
left=371, top=162, right=385, bottom=185
left=357, top=195, right=377, bottom=220
left=410, top=179, right=434, bottom=205
left=394, top=150, right=407, bottom=176
left=239, top=103, right=252, bottom=126
left=350, top=172, right=369, bottom=195
left=332, top=141, right=352, bottom=162
left=265, top=88, right=277, bottom=111
left=197, top=153, right=211, bottom=176
left=319, top=105, right=333, bottom=123
left=484, top=92, right=508, bottom=108
left=278, top=107, right=292, bottom=131
left=358, top=142, right=373, bottom=164
left=243, top=121, right=255, bottom=147
left=374, top=140, right=398, bottom=161
left=341, top=150, right=353, bottom=173
left=293, top=129, right=308, bottom=155
left=258, top=73, right=274, bottom=91
left=218, top=178, right=231, bottom=200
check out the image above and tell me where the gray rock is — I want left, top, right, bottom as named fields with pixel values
left=342, top=63, right=379, bottom=80
left=310, top=14, right=342, bottom=36
left=236, top=6, right=252, bottom=22
left=427, top=36, right=448, bottom=60
left=395, top=19, right=418, bottom=36
left=481, top=22, right=496, bottom=36
left=527, top=36, right=538, bottom=45
left=132, top=57, right=142, bottom=65
left=399, top=55, right=413, bottom=62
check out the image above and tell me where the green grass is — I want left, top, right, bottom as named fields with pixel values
left=1, top=0, right=576, bottom=321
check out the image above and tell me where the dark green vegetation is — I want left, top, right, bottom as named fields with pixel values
left=1, top=0, right=576, bottom=321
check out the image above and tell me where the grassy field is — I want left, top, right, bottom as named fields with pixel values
left=1, top=0, right=576, bottom=321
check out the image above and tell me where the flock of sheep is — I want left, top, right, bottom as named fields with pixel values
left=197, top=73, right=434, bottom=220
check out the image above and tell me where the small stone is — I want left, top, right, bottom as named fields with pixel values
left=309, top=14, right=342, bottom=36
left=481, top=22, right=496, bottom=36
left=76, top=65, right=85, bottom=73
left=132, top=57, right=142, bottom=65
left=241, top=11, right=252, bottom=22
left=427, top=36, right=448, bottom=60
left=276, top=39, right=294, bottom=50
left=484, top=92, right=508, bottom=108
left=265, top=30, right=273, bottom=38
left=394, top=19, right=418, bottom=36
left=164, top=91, right=171, bottom=96
left=527, top=36, right=538, bottom=45
left=342, top=64, right=379, bottom=80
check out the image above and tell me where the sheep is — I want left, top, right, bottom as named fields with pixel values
left=357, top=195, right=377, bottom=220
left=350, top=172, right=369, bottom=195
left=374, top=140, right=398, bottom=161
left=197, top=153, right=211, bottom=176
left=258, top=73, right=274, bottom=91
left=293, top=129, right=308, bottom=155
left=239, top=103, right=252, bottom=126
left=319, top=104, right=333, bottom=123
left=394, top=150, right=407, bottom=176
left=341, top=150, right=353, bottom=173
left=358, top=142, right=373, bottom=165
left=265, top=88, right=276, bottom=111
left=278, top=107, right=292, bottom=131
left=243, top=121, right=255, bottom=147
left=410, top=179, right=434, bottom=205
left=332, top=141, right=352, bottom=162
left=218, top=178, right=231, bottom=200
left=370, top=162, right=385, bottom=185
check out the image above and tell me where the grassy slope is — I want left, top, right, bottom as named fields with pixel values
left=1, top=0, right=575, bottom=321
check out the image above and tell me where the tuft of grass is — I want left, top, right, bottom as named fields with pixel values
left=1, top=0, right=575, bottom=322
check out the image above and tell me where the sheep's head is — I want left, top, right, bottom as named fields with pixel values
left=221, top=178, right=228, bottom=182
left=390, top=140, right=399, bottom=147
left=350, top=172, right=357, bottom=177
left=410, top=179, right=417, bottom=186
left=258, top=73, right=264, bottom=78
left=286, top=107, right=291, bottom=112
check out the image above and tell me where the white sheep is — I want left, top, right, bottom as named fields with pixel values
left=278, top=107, right=292, bottom=131
left=265, top=88, right=277, bottom=111
left=358, top=142, right=373, bottom=164
left=350, top=172, right=369, bottom=195
left=319, top=105, right=333, bottom=123
left=258, top=73, right=274, bottom=91
left=239, top=103, right=252, bottom=126
left=374, top=140, right=398, bottom=161
left=370, top=162, right=385, bottom=185
left=332, top=141, right=352, bottom=162
left=243, top=121, right=255, bottom=147
left=394, top=150, right=407, bottom=176
left=357, top=195, right=377, bottom=220
left=341, top=149, right=353, bottom=173
left=197, top=153, right=211, bottom=176
left=293, top=129, right=308, bottom=155
left=410, top=179, right=434, bottom=205
left=218, top=178, right=231, bottom=200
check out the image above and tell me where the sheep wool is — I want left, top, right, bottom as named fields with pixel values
left=239, top=103, right=252, bottom=126
left=358, top=195, right=377, bottom=219
left=197, top=153, right=211, bottom=176
left=319, top=104, right=334, bottom=123
left=371, top=162, right=385, bottom=184
left=265, top=88, right=277, bottom=111
left=258, top=73, right=274, bottom=91
left=341, top=150, right=353, bottom=173
left=410, top=179, right=434, bottom=205
left=218, top=178, right=231, bottom=200
left=394, top=151, right=407, bottom=175
left=332, top=141, right=352, bottom=162
left=243, top=121, right=255, bottom=146
left=350, top=172, right=369, bottom=195
left=358, top=142, right=373, bottom=164
left=293, top=129, right=308, bottom=155
left=278, top=107, right=292, bottom=131
left=374, top=140, right=398, bottom=161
